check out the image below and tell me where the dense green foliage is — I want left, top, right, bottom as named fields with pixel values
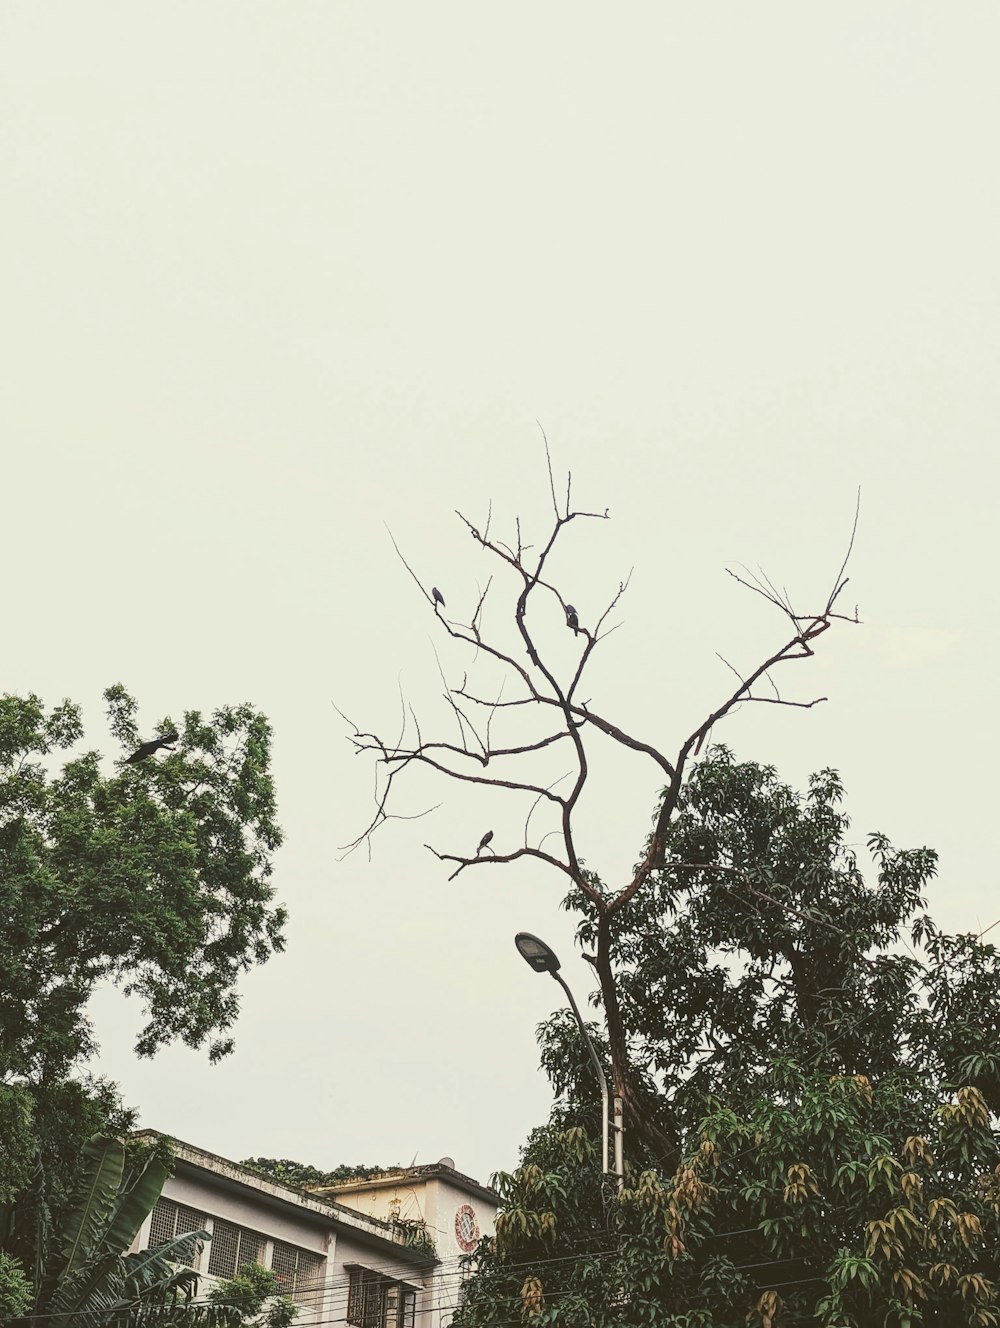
left=0, top=1077, right=137, bottom=1297
left=240, top=1158, right=394, bottom=1188
left=0, top=1251, right=32, bottom=1321
left=463, top=1081, right=1000, bottom=1327
left=1, top=684, right=285, bottom=1082
left=456, top=750, right=1000, bottom=1327
left=0, top=683, right=287, bottom=1324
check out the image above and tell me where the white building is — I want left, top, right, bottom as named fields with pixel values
left=309, top=1159, right=499, bottom=1273
left=130, top=1133, right=497, bottom=1328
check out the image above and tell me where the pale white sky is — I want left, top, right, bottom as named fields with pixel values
left=4, top=3, right=999, bottom=1186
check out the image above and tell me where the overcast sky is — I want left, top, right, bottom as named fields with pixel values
left=4, top=3, right=999, bottom=1188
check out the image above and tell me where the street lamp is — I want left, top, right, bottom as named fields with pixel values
left=514, top=932, right=621, bottom=1186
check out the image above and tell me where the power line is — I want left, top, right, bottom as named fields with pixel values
left=7, top=1237, right=834, bottom=1326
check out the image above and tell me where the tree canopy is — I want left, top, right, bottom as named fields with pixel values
left=240, top=1158, right=394, bottom=1189
left=455, top=751, right=1000, bottom=1328
left=208, top=1262, right=298, bottom=1328
left=1, top=683, right=285, bottom=1083
left=0, top=680, right=287, bottom=1310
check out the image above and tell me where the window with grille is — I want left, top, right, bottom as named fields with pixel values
left=347, top=1267, right=416, bottom=1328
left=297, top=1251, right=324, bottom=1299
left=206, top=1218, right=266, bottom=1279
left=385, top=1283, right=416, bottom=1328
left=270, top=1241, right=325, bottom=1303
left=146, top=1198, right=209, bottom=1268
left=147, top=1199, right=176, bottom=1250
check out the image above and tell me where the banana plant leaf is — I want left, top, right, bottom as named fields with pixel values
left=46, top=1250, right=126, bottom=1325
left=98, top=1153, right=173, bottom=1264
left=56, top=1135, right=124, bottom=1283
left=122, top=1229, right=211, bottom=1304
left=7, top=1134, right=240, bottom=1328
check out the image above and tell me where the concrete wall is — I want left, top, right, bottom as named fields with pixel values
left=421, top=1175, right=496, bottom=1261
left=329, top=1170, right=496, bottom=1256
left=329, top=1171, right=498, bottom=1327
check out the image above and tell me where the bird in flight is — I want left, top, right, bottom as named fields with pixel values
left=476, top=830, right=494, bottom=855
left=565, top=604, right=579, bottom=635
left=432, top=587, right=445, bottom=608
left=124, top=730, right=179, bottom=764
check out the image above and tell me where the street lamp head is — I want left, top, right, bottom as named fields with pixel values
left=514, top=932, right=561, bottom=974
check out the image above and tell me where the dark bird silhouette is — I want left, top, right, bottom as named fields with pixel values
left=476, top=830, right=494, bottom=855
left=432, top=587, right=445, bottom=608
left=565, top=604, right=579, bottom=635
left=124, top=730, right=179, bottom=764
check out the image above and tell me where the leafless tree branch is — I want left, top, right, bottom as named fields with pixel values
left=524, top=771, right=573, bottom=850
left=426, top=841, right=578, bottom=883
left=344, top=445, right=860, bottom=1171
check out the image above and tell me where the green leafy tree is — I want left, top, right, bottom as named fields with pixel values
left=1, top=684, right=285, bottom=1083
left=462, top=1079, right=1000, bottom=1328
left=240, top=1158, right=394, bottom=1188
left=0, top=1087, right=37, bottom=1207
left=208, top=1263, right=298, bottom=1328
left=456, top=752, right=1000, bottom=1327
left=351, top=464, right=1000, bottom=1320
left=0, top=683, right=285, bottom=1295
left=0, top=1252, right=32, bottom=1322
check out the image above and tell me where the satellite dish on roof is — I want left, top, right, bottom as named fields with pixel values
left=438, top=1156, right=455, bottom=1169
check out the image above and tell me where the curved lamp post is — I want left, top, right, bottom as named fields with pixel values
left=514, top=932, right=621, bottom=1185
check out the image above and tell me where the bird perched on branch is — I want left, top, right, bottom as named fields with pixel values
left=124, top=730, right=179, bottom=764
left=432, top=587, right=445, bottom=608
left=476, top=830, right=494, bottom=855
left=565, top=604, right=579, bottom=635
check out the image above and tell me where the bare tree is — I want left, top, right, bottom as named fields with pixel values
left=340, top=444, right=859, bottom=1171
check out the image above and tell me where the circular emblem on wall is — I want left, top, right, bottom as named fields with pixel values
left=454, top=1203, right=480, bottom=1252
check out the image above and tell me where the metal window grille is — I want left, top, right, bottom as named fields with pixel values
left=296, top=1251, right=323, bottom=1299
left=270, top=1240, right=299, bottom=1297
left=207, top=1219, right=240, bottom=1278
left=175, top=1205, right=209, bottom=1268
left=177, top=1205, right=209, bottom=1235
left=363, top=1275, right=384, bottom=1328
left=148, top=1199, right=177, bottom=1250
left=347, top=1268, right=364, bottom=1326
left=400, top=1289, right=415, bottom=1328
left=347, top=1268, right=382, bottom=1328
left=146, top=1199, right=207, bottom=1269
left=239, top=1228, right=266, bottom=1269
left=205, top=1219, right=265, bottom=1279
left=347, top=1269, right=415, bottom=1328
left=270, top=1241, right=324, bottom=1303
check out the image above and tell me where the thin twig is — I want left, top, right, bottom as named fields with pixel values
left=539, top=421, right=559, bottom=521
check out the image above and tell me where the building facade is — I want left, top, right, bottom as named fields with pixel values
left=131, top=1134, right=497, bottom=1328
left=311, top=1160, right=499, bottom=1271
